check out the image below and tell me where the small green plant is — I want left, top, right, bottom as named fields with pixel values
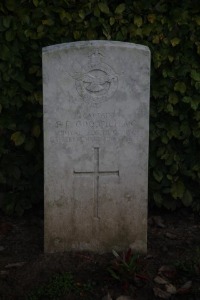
left=26, top=272, right=95, bottom=300
left=108, top=248, right=148, bottom=288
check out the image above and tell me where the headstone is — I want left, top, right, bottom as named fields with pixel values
left=43, top=41, right=150, bottom=253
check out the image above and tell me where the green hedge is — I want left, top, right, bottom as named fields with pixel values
left=0, top=0, right=200, bottom=215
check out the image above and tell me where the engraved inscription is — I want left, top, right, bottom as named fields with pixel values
left=49, top=112, right=137, bottom=145
left=71, top=49, right=118, bottom=103
left=73, top=147, right=119, bottom=218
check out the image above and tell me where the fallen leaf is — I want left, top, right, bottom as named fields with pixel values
left=165, top=283, right=177, bottom=294
left=154, top=276, right=168, bottom=285
left=102, top=293, right=113, bottom=300
left=158, top=265, right=177, bottom=278
left=145, top=254, right=154, bottom=259
left=165, top=232, right=177, bottom=239
left=153, top=287, right=171, bottom=299
left=5, top=262, right=26, bottom=268
left=177, top=281, right=192, bottom=294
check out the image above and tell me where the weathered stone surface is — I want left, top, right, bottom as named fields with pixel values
left=43, top=41, right=150, bottom=253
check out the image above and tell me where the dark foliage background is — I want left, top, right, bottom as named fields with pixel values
left=0, top=0, right=199, bottom=215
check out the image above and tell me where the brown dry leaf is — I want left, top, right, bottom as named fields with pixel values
left=177, top=281, right=192, bottom=294
left=165, top=283, right=177, bottom=294
left=158, top=265, right=177, bottom=278
left=153, top=287, right=171, bottom=299
left=154, top=276, right=168, bottom=285
left=165, top=232, right=177, bottom=239
left=5, top=262, right=26, bottom=268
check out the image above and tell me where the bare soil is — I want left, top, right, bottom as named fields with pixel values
left=0, top=207, right=200, bottom=300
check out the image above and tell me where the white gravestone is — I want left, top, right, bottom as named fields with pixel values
left=43, top=41, right=150, bottom=253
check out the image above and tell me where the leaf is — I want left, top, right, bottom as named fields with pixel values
left=112, top=249, right=120, bottom=258
left=59, top=10, right=72, bottom=22
left=93, top=5, right=100, bottom=17
left=110, top=17, right=115, bottom=26
left=3, top=17, right=11, bottom=28
left=167, top=174, right=173, bottom=180
left=195, top=82, right=200, bottom=90
left=166, top=104, right=173, bottom=113
left=153, top=170, right=163, bottom=182
left=168, top=55, right=174, bottom=62
left=165, top=283, right=177, bottom=294
left=134, top=16, right=143, bottom=27
left=102, top=293, right=113, bottom=300
left=167, top=127, right=179, bottom=139
left=73, top=31, right=81, bottom=40
left=158, top=265, right=177, bottom=278
left=5, top=30, right=15, bottom=42
left=171, top=181, right=185, bottom=199
left=0, top=45, right=10, bottom=61
left=191, top=97, right=199, bottom=110
left=29, top=65, right=40, bottom=74
left=194, top=16, right=200, bottom=25
left=174, top=82, right=186, bottom=94
left=32, top=125, right=41, bottom=138
left=155, top=2, right=168, bottom=13
left=154, top=276, right=168, bottom=284
left=11, top=131, right=25, bottom=146
left=177, top=281, right=192, bottom=294
left=161, top=135, right=168, bottom=144
left=78, top=10, right=85, bottom=20
left=33, top=0, right=38, bottom=7
left=5, top=0, right=15, bottom=11
left=168, top=93, right=178, bottom=105
left=98, top=3, right=110, bottom=14
left=42, top=19, right=54, bottom=26
left=37, top=24, right=44, bottom=33
left=147, top=14, right=156, bottom=23
left=107, top=268, right=120, bottom=281
left=165, top=232, right=176, bottom=240
left=152, top=35, right=160, bottom=44
left=182, top=96, right=191, bottom=103
left=170, top=38, right=181, bottom=47
left=182, top=190, right=193, bottom=207
left=5, top=262, right=26, bottom=268
left=191, top=70, right=200, bottom=81
left=153, top=287, right=171, bottom=299
left=115, top=3, right=126, bottom=14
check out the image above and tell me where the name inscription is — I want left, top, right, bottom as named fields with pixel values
left=49, top=112, right=137, bottom=145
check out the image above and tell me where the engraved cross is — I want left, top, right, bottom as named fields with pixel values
left=73, top=147, right=119, bottom=218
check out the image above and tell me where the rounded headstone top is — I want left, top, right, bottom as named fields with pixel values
left=42, top=40, right=150, bottom=54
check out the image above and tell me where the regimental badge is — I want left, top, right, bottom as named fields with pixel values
left=71, top=49, right=118, bottom=103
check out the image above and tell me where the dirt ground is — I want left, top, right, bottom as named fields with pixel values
left=0, top=206, right=200, bottom=300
